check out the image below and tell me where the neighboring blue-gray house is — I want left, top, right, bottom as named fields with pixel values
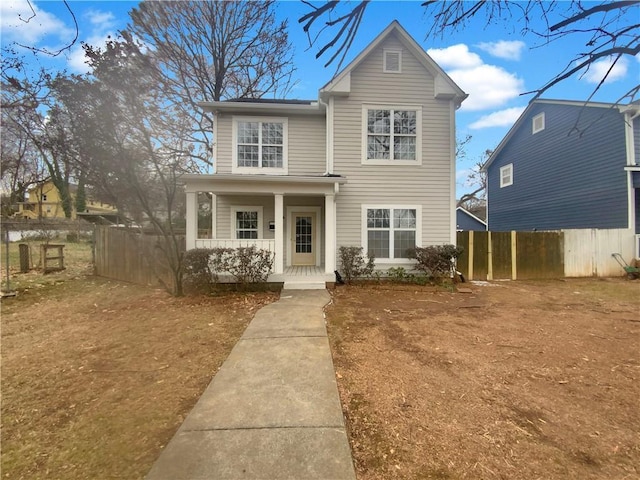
left=456, top=207, right=486, bottom=231
left=484, top=99, right=639, bottom=239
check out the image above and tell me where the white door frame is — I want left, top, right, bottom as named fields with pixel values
left=285, top=206, right=322, bottom=267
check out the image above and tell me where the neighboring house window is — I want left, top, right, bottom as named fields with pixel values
left=231, top=206, right=263, bottom=239
left=363, top=106, right=422, bottom=164
left=383, top=49, right=402, bottom=73
left=532, top=112, right=545, bottom=134
left=362, top=206, right=422, bottom=261
left=500, top=164, right=513, bottom=188
left=232, top=117, right=288, bottom=174
left=42, top=194, right=47, bottom=201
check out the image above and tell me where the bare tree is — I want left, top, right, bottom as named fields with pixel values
left=457, top=149, right=492, bottom=210
left=300, top=1, right=639, bottom=102
left=124, top=0, right=296, bottom=169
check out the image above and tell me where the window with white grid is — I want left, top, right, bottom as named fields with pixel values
left=231, top=206, right=263, bottom=239
left=233, top=117, right=287, bottom=173
left=363, top=106, right=421, bottom=165
left=362, top=206, right=422, bottom=261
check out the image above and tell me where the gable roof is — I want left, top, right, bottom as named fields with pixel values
left=456, top=207, right=487, bottom=226
left=483, top=98, right=625, bottom=171
left=319, top=20, right=467, bottom=107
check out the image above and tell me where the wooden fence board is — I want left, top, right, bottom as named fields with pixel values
left=516, top=231, right=564, bottom=279
left=491, top=232, right=512, bottom=279
left=94, top=227, right=185, bottom=290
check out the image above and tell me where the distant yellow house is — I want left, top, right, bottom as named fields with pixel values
left=17, top=180, right=117, bottom=220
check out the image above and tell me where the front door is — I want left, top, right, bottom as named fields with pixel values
left=291, top=212, right=316, bottom=265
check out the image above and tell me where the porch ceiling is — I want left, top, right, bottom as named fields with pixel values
left=183, top=173, right=347, bottom=195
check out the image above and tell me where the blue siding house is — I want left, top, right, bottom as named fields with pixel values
left=456, top=207, right=486, bottom=231
left=484, top=99, right=640, bottom=239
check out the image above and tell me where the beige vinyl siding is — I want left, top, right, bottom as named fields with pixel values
left=333, top=32, right=454, bottom=252
left=214, top=113, right=326, bottom=175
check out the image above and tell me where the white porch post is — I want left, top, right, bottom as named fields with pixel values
left=325, top=193, right=336, bottom=274
left=210, top=193, right=217, bottom=239
left=185, top=191, right=197, bottom=250
left=274, top=193, right=284, bottom=274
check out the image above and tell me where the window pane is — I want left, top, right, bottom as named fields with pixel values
left=367, top=135, right=390, bottom=159
left=238, top=122, right=259, bottom=143
left=368, top=231, right=389, bottom=258
left=394, top=231, right=415, bottom=258
left=367, top=209, right=390, bottom=229
left=237, top=145, right=259, bottom=167
left=236, top=211, right=258, bottom=239
left=262, top=123, right=283, bottom=145
left=394, top=110, right=416, bottom=134
left=262, top=146, right=283, bottom=168
left=394, top=136, right=416, bottom=160
left=393, top=209, right=416, bottom=229
left=367, top=110, right=390, bottom=134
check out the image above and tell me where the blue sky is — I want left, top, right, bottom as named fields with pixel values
left=2, top=0, right=638, bottom=196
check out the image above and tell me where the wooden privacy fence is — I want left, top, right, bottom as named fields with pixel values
left=94, top=226, right=185, bottom=290
left=456, top=228, right=635, bottom=280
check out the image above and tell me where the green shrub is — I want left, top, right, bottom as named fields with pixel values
left=407, top=244, right=463, bottom=281
left=210, top=246, right=274, bottom=288
left=338, top=246, right=375, bottom=283
left=183, top=248, right=216, bottom=292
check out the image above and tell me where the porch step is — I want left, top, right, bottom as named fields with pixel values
left=283, top=280, right=327, bottom=290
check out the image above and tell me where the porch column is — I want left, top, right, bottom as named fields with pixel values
left=185, top=191, right=197, bottom=250
left=274, top=193, right=284, bottom=274
left=325, top=193, right=336, bottom=274
left=210, top=193, right=217, bottom=239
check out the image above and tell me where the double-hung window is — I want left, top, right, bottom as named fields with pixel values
left=233, top=117, right=287, bottom=173
left=231, top=206, right=263, bottom=239
left=363, top=106, right=421, bottom=165
left=363, top=206, right=421, bottom=261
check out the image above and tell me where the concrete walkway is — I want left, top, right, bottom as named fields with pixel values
left=146, top=290, right=356, bottom=480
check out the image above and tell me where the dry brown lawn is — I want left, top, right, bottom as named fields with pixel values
left=326, top=278, right=640, bottom=480
left=1, top=275, right=277, bottom=479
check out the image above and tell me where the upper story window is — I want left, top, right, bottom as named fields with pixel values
left=232, top=116, right=288, bottom=174
left=42, top=194, right=48, bottom=201
left=532, top=112, right=545, bottom=134
left=383, top=49, right=402, bottom=73
left=363, top=105, right=422, bottom=165
left=500, top=163, right=513, bottom=188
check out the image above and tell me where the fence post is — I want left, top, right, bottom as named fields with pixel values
left=468, top=230, right=474, bottom=280
left=487, top=231, right=493, bottom=280
left=511, top=230, right=517, bottom=280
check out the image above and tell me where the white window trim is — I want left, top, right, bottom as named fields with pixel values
left=361, top=104, right=422, bottom=166
left=383, top=49, right=402, bottom=73
left=230, top=206, right=264, bottom=239
left=232, top=116, right=288, bottom=174
left=532, top=112, right=545, bottom=134
left=361, top=205, right=422, bottom=264
left=500, top=164, right=513, bottom=188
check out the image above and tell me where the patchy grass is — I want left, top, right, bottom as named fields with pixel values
left=1, top=276, right=278, bottom=479
left=326, top=278, right=640, bottom=480
left=0, top=240, right=93, bottom=292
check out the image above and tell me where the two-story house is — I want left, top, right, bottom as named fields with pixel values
left=16, top=180, right=118, bottom=220
left=183, top=21, right=467, bottom=287
left=484, top=99, right=640, bottom=256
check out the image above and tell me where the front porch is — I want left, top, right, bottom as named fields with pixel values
left=184, top=173, right=347, bottom=286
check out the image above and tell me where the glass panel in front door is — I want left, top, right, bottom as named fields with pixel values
left=296, top=216, right=313, bottom=253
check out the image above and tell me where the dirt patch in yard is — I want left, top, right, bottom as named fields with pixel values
left=326, top=279, right=640, bottom=480
left=1, top=276, right=278, bottom=480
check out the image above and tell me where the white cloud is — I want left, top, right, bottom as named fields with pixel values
left=427, top=44, right=482, bottom=69
left=66, top=10, right=120, bottom=73
left=476, top=40, right=526, bottom=61
left=85, top=9, right=116, bottom=29
left=429, top=44, right=525, bottom=111
left=0, top=0, right=75, bottom=45
left=581, top=56, right=629, bottom=84
left=469, top=106, right=526, bottom=129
